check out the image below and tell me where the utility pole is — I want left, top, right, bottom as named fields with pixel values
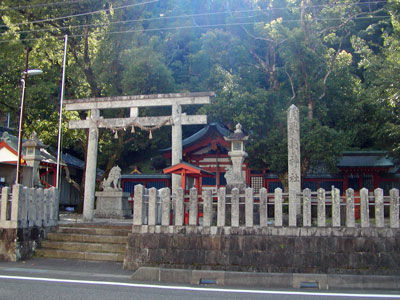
left=16, top=48, right=30, bottom=184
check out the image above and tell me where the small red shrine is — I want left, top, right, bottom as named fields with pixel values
left=163, top=161, right=215, bottom=192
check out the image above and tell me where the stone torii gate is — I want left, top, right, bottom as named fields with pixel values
left=65, top=92, right=214, bottom=221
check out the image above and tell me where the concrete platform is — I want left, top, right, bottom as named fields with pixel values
left=131, top=267, right=400, bottom=291
left=0, top=257, right=132, bottom=282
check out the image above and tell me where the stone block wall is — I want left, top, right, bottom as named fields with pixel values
left=0, top=228, right=17, bottom=261
left=124, top=227, right=400, bottom=275
left=0, top=227, right=51, bottom=261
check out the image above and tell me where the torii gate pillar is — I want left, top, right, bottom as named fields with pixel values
left=171, top=104, right=182, bottom=192
left=83, top=109, right=100, bottom=221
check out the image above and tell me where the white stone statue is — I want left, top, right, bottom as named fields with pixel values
left=101, top=165, right=122, bottom=191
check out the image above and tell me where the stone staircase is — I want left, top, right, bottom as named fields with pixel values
left=35, top=224, right=131, bottom=262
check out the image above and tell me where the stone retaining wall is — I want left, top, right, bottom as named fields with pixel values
left=0, top=227, right=51, bottom=261
left=124, top=227, right=400, bottom=275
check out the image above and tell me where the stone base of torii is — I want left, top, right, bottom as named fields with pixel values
left=65, top=92, right=214, bottom=221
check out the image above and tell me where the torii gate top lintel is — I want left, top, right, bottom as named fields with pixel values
left=64, top=92, right=215, bottom=111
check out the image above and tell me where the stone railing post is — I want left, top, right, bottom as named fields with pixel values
left=360, top=188, right=370, bottom=228
left=1, top=187, right=10, bottom=223
left=217, top=188, right=226, bottom=227
left=374, top=188, right=384, bottom=228
left=161, top=188, right=171, bottom=226
left=36, top=188, right=44, bottom=227
left=345, top=188, right=355, bottom=228
left=20, top=187, right=28, bottom=227
left=203, top=189, right=213, bottom=227
left=303, top=188, right=311, bottom=227
left=133, top=184, right=145, bottom=225
left=274, top=188, right=283, bottom=227
left=10, top=184, right=23, bottom=228
left=317, top=188, right=326, bottom=227
left=148, top=188, right=157, bottom=226
left=390, top=188, right=399, bottom=228
left=50, top=187, right=59, bottom=225
left=45, top=188, right=52, bottom=226
left=34, top=189, right=44, bottom=226
left=189, top=188, right=198, bottom=226
left=231, top=188, right=239, bottom=227
left=332, top=188, right=341, bottom=227
left=36, top=188, right=45, bottom=226
left=259, top=188, right=268, bottom=227
left=41, top=189, right=50, bottom=225
left=245, top=187, right=253, bottom=227
left=54, top=187, right=60, bottom=223
left=174, top=188, right=184, bottom=226
left=28, top=188, right=37, bottom=227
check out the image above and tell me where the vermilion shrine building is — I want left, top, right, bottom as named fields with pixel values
left=121, top=123, right=400, bottom=195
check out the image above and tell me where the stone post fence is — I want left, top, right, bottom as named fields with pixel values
left=131, top=185, right=399, bottom=231
left=0, top=185, right=59, bottom=261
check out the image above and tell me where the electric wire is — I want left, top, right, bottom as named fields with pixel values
left=1, top=0, right=389, bottom=13
left=0, top=0, right=389, bottom=36
left=0, top=0, right=96, bottom=11
left=0, top=0, right=387, bottom=11
left=0, top=0, right=160, bottom=28
left=0, top=15, right=390, bottom=44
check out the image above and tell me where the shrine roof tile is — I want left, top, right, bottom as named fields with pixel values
left=337, top=151, right=394, bottom=168
left=160, top=122, right=230, bottom=153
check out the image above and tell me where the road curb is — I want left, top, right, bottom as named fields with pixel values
left=131, top=267, right=400, bottom=290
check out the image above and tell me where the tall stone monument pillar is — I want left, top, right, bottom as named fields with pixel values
left=287, top=105, right=301, bottom=226
left=224, top=124, right=248, bottom=193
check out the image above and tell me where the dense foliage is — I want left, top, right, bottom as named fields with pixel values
left=1, top=0, right=399, bottom=187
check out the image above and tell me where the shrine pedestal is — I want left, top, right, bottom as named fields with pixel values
left=94, top=191, right=132, bottom=219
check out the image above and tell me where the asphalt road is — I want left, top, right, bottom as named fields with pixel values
left=1, top=276, right=400, bottom=300
left=0, top=259, right=399, bottom=300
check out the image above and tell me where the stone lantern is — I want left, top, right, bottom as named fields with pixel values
left=22, top=132, right=46, bottom=187
left=224, top=123, right=248, bottom=192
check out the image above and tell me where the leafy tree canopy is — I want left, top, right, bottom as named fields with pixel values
left=1, top=0, right=399, bottom=189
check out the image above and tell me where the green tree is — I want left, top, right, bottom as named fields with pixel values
left=1, top=0, right=397, bottom=193
left=350, top=0, right=400, bottom=156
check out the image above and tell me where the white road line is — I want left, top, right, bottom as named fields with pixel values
left=0, top=275, right=399, bottom=298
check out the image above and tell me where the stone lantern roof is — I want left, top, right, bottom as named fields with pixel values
left=22, top=132, right=47, bottom=149
left=224, top=123, right=248, bottom=142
